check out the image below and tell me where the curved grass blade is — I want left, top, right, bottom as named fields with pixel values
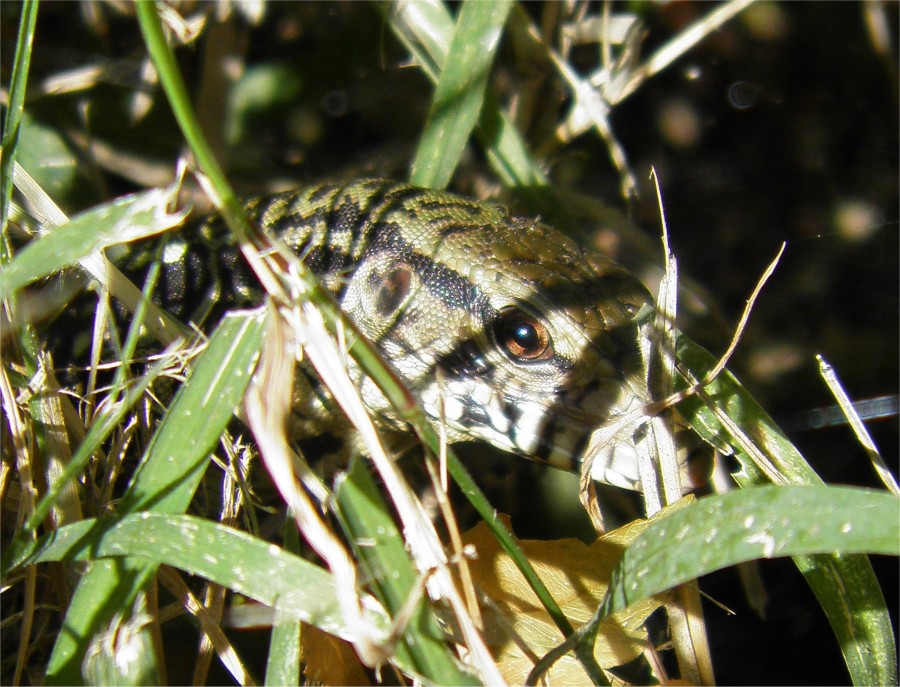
left=4, top=513, right=390, bottom=651
left=673, top=335, right=898, bottom=686
left=0, top=186, right=188, bottom=298
left=39, top=312, right=264, bottom=684
left=602, top=486, right=898, bottom=613
left=534, top=485, right=898, bottom=684
left=410, top=0, right=513, bottom=189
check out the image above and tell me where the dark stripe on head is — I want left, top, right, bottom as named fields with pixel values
left=434, top=339, right=495, bottom=379
left=369, top=220, right=493, bottom=314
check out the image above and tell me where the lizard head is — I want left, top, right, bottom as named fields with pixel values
left=339, top=190, right=657, bottom=490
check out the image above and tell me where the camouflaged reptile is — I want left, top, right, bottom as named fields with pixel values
left=114, top=178, right=682, bottom=491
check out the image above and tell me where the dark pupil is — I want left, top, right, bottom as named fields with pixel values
left=511, top=321, right=538, bottom=351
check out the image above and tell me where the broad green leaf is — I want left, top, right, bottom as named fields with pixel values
left=5, top=511, right=459, bottom=684
left=5, top=513, right=386, bottom=644
left=791, top=551, right=898, bottom=687
left=598, top=485, right=898, bottom=686
left=601, top=486, right=897, bottom=616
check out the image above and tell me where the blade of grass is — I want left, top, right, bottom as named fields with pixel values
left=335, top=458, right=479, bottom=685
left=410, top=0, right=513, bottom=189
left=387, top=0, right=548, bottom=192
left=7, top=162, right=189, bottom=345
left=4, top=513, right=391, bottom=648
left=0, top=0, right=39, bottom=236
left=134, top=0, right=252, bottom=245
left=602, top=486, right=898, bottom=611
left=0, top=186, right=188, bottom=299
left=41, top=312, right=263, bottom=684
left=121, top=312, right=262, bottom=512
left=674, top=336, right=898, bottom=686
left=531, top=485, right=898, bottom=682
left=264, top=520, right=302, bottom=687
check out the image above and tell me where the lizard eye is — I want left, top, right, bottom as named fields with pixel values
left=495, top=308, right=553, bottom=362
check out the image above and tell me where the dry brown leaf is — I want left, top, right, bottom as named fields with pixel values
left=462, top=500, right=693, bottom=685
left=300, top=623, right=371, bottom=686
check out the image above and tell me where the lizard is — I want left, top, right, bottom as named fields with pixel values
left=108, top=178, right=687, bottom=492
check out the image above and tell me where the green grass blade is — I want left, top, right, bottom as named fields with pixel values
left=793, top=552, right=898, bottom=687
left=673, top=336, right=898, bottom=686
left=544, top=485, right=899, bottom=684
left=8, top=508, right=474, bottom=682
left=119, top=312, right=263, bottom=512
left=0, top=186, right=188, bottom=299
left=264, top=521, right=302, bottom=687
left=674, top=335, right=821, bottom=484
left=41, top=312, right=264, bottom=683
left=44, top=560, right=157, bottom=685
left=587, top=486, right=898, bottom=683
left=387, top=0, right=547, bottom=190
left=602, top=487, right=897, bottom=613
left=1, top=0, right=39, bottom=235
left=5, top=513, right=389, bottom=650
left=410, top=0, right=513, bottom=189
left=265, top=608, right=302, bottom=687
left=335, top=459, right=479, bottom=685
left=135, top=0, right=252, bottom=244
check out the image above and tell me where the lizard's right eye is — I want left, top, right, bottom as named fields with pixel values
left=494, top=308, right=553, bottom=362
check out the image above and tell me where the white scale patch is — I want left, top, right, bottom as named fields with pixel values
left=420, top=378, right=522, bottom=450
left=509, top=400, right=546, bottom=454
left=162, top=239, right=188, bottom=263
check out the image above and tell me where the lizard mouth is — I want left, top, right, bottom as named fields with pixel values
left=417, top=372, right=661, bottom=491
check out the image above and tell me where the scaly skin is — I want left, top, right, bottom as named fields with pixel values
left=126, top=179, right=660, bottom=489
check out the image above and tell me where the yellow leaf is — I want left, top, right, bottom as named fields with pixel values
left=462, top=500, right=693, bottom=685
left=300, top=623, right=371, bottom=686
